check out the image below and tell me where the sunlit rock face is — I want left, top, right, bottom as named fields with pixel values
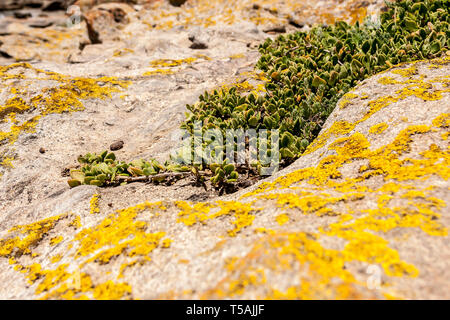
left=0, top=0, right=449, bottom=300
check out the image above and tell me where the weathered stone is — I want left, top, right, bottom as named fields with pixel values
left=84, top=2, right=136, bottom=43
left=110, top=140, right=124, bottom=151
left=0, top=1, right=42, bottom=10
left=0, top=0, right=75, bottom=10
left=188, top=31, right=209, bottom=49
left=73, top=0, right=150, bottom=12
left=2, top=0, right=445, bottom=301
left=28, top=19, right=53, bottom=28
left=189, top=39, right=208, bottom=49
left=0, top=55, right=448, bottom=299
left=13, top=11, right=33, bottom=19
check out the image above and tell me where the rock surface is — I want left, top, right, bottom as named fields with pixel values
left=0, top=56, right=448, bottom=300
left=84, top=2, right=137, bottom=43
left=0, top=0, right=448, bottom=300
left=0, top=0, right=74, bottom=11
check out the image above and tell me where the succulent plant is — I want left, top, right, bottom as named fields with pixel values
left=68, top=151, right=168, bottom=188
left=69, top=1, right=449, bottom=193
left=180, top=0, right=449, bottom=173
left=210, top=161, right=239, bottom=185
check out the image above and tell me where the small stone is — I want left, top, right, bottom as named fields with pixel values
left=39, top=147, right=46, bottom=154
left=188, top=32, right=208, bottom=49
left=169, top=0, right=187, bottom=7
left=263, top=25, right=287, bottom=34
left=28, top=20, right=53, bottom=28
left=189, top=39, right=208, bottom=50
left=0, top=50, right=13, bottom=59
left=288, top=16, right=305, bottom=29
left=110, top=140, right=124, bottom=151
left=125, top=105, right=135, bottom=113
left=14, top=12, right=32, bottom=19
left=42, top=0, right=66, bottom=11
left=84, top=3, right=135, bottom=44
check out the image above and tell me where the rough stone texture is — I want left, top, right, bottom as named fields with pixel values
left=0, top=0, right=75, bottom=11
left=74, top=1, right=158, bottom=13
left=0, top=0, right=384, bottom=64
left=1, top=0, right=449, bottom=300
left=84, top=2, right=137, bottom=44
left=0, top=56, right=448, bottom=300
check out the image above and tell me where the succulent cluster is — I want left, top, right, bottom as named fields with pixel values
left=209, top=161, right=239, bottom=185
left=181, top=0, right=449, bottom=173
left=67, top=151, right=188, bottom=188
left=69, top=0, right=449, bottom=192
left=68, top=149, right=243, bottom=190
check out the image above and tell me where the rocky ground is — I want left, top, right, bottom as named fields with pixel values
left=0, top=0, right=449, bottom=300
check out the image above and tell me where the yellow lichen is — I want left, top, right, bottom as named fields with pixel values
left=0, top=214, right=67, bottom=258
left=275, top=214, right=289, bottom=226
left=338, top=93, right=359, bottom=109
left=142, top=68, right=175, bottom=76
left=0, top=58, right=449, bottom=300
left=176, top=200, right=260, bottom=237
left=0, top=202, right=169, bottom=299
left=0, top=63, right=129, bottom=172
left=75, top=202, right=169, bottom=264
left=89, top=194, right=100, bottom=215
left=50, top=236, right=63, bottom=246
left=50, top=254, right=62, bottom=264
left=369, top=122, right=388, bottom=135
left=93, top=280, right=132, bottom=300
left=432, top=113, right=449, bottom=128
left=391, top=65, right=418, bottom=77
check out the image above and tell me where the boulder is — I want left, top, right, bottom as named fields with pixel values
left=84, top=2, right=136, bottom=43
left=0, top=56, right=448, bottom=299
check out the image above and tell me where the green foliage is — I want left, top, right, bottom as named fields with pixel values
left=181, top=0, right=449, bottom=165
left=69, top=0, right=449, bottom=191
left=210, top=161, right=239, bottom=185
left=68, top=151, right=169, bottom=187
